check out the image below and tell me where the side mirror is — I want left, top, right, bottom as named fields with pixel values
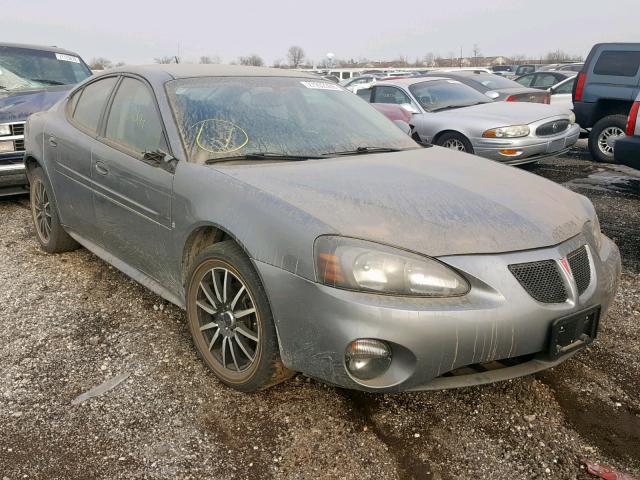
left=143, top=150, right=178, bottom=173
left=400, top=103, right=419, bottom=114
left=392, top=120, right=411, bottom=135
left=485, top=91, right=500, bottom=99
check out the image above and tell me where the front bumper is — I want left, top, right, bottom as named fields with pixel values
left=256, top=232, right=621, bottom=392
left=472, top=123, right=581, bottom=165
left=0, top=154, right=28, bottom=196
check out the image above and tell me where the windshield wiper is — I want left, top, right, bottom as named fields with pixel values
left=205, top=152, right=325, bottom=163
left=323, top=146, right=404, bottom=157
left=430, top=102, right=488, bottom=112
left=29, top=78, right=65, bottom=86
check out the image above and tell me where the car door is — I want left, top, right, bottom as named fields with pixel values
left=49, top=76, right=119, bottom=241
left=90, top=75, right=175, bottom=285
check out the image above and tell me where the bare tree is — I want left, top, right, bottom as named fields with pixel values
left=238, top=54, right=264, bottom=67
left=272, top=58, right=284, bottom=68
left=199, top=55, right=220, bottom=64
left=510, top=53, right=527, bottom=65
left=422, top=52, right=435, bottom=67
left=472, top=44, right=482, bottom=66
left=545, top=49, right=573, bottom=63
left=89, top=57, right=112, bottom=70
left=287, top=46, right=305, bottom=68
left=154, top=56, right=175, bottom=64
left=115, top=61, right=125, bottom=67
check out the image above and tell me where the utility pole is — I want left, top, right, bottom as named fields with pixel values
left=459, top=47, right=463, bottom=67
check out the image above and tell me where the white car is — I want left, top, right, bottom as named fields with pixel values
left=549, top=75, right=577, bottom=112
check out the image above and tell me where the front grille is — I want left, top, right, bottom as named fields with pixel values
left=14, top=139, right=24, bottom=151
left=11, top=123, right=25, bottom=136
left=509, top=260, right=567, bottom=303
left=536, top=120, right=570, bottom=137
left=567, top=246, right=591, bottom=295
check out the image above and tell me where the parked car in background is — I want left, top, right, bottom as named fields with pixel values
left=514, top=64, right=545, bottom=76
left=555, top=63, right=584, bottom=73
left=0, top=43, right=91, bottom=195
left=573, top=43, right=640, bottom=162
left=614, top=94, right=640, bottom=169
left=341, top=74, right=382, bottom=91
left=549, top=75, right=577, bottom=111
left=363, top=77, right=579, bottom=165
left=515, top=71, right=573, bottom=90
left=24, top=65, right=620, bottom=393
left=423, top=71, right=550, bottom=103
left=490, top=65, right=517, bottom=78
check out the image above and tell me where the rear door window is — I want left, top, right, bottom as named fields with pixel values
left=593, top=50, right=640, bottom=77
left=72, top=77, right=118, bottom=133
left=554, top=78, right=575, bottom=94
left=515, top=74, right=534, bottom=87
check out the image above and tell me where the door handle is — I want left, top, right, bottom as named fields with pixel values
left=48, top=135, right=57, bottom=147
left=95, top=161, right=109, bottom=176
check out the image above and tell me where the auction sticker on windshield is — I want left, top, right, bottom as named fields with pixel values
left=55, top=53, right=81, bottom=63
left=300, top=81, right=342, bottom=91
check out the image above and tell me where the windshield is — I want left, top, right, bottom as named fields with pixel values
left=491, top=66, right=513, bottom=72
left=408, top=80, right=492, bottom=112
left=166, top=76, right=418, bottom=163
left=0, top=46, right=91, bottom=91
left=466, top=74, right=520, bottom=89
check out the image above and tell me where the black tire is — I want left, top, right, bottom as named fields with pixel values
left=588, top=114, right=627, bottom=163
left=29, top=166, right=79, bottom=253
left=435, top=132, right=474, bottom=154
left=185, top=241, right=293, bottom=392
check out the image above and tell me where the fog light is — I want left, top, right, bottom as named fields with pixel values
left=0, top=125, right=11, bottom=136
left=345, top=339, right=392, bottom=380
left=0, top=141, right=14, bottom=153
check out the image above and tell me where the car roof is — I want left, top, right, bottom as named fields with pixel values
left=105, top=64, right=319, bottom=80
left=0, top=42, right=83, bottom=56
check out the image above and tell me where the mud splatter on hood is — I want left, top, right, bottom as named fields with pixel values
left=216, top=148, right=592, bottom=257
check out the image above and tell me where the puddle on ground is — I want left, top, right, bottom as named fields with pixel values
left=564, top=171, right=640, bottom=196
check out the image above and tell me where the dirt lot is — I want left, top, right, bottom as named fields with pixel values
left=1, top=142, right=639, bottom=480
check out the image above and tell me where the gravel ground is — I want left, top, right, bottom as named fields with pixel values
left=1, top=141, right=639, bottom=480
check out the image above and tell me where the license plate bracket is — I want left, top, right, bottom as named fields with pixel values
left=548, top=306, right=600, bottom=358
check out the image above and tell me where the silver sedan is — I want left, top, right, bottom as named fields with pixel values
left=24, top=65, right=619, bottom=392
left=362, top=77, right=580, bottom=165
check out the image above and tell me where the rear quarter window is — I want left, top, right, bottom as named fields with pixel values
left=593, top=50, right=640, bottom=77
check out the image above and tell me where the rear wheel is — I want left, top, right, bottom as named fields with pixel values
left=30, top=167, right=79, bottom=253
left=186, top=241, right=293, bottom=391
left=436, top=132, right=474, bottom=154
left=588, top=114, right=627, bottom=163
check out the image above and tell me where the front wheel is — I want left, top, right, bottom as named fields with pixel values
left=30, top=166, right=79, bottom=253
left=588, top=114, right=627, bottom=163
left=185, top=241, right=293, bottom=392
left=436, top=132, right=474, bottom=154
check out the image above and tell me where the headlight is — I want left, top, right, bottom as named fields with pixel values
left=315, top=236, right=470, bottom=297
left=482, top=125, right=530, bottom=138
left=0, top=125, right=10, bottom=136
left=569, top=112, right=576, bottom=124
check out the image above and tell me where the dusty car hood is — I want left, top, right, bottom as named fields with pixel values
left=216, top=148, right=591, bottom=257
left=434, top=101, right=568, bottom=125
left=0, top=85, right=70, bottom=123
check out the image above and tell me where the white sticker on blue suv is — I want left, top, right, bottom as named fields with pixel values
left=55, top=53, right=80, bottom=63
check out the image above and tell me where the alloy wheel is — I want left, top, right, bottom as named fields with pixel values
left=32, top=180, right=52, bottom=243
left=442, top=138, right=467, bottom=151
left=597, top=126, right=625, bottom=157
left=195, top=267, right=260, bottom=373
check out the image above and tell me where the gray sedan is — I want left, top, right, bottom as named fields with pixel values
left=363, top=78, right=579, bottom=165
left=24, top=65, right=620, bottom=392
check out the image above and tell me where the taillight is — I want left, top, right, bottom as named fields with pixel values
left=543, top=94, right=550, bottom=104
left=574, top=72, right=586, bottom=102
left=627, top=101, right=640, bottom=136
left=506, top=95, right=515, bottom=102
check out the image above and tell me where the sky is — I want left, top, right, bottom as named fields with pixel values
left=1, top=0, right=637, bottom=65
